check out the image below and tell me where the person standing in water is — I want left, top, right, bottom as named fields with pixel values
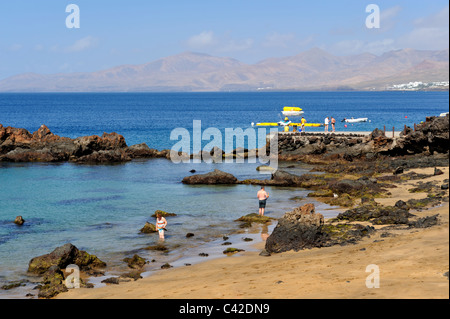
left=156, top=213, right=167, bottom=241
left=282, top=117, right=290, bottom=132
left=331, top=117, right=336, bottom=133
left=257, top=186, right=269, bottom=216
left=301, top=116, right=307, bottom=134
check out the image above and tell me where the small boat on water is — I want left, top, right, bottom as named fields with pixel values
left=251, top=106, right=322, bottom=130
left=252, top=121, right=322, bottom=127
left=281, top=106, right=304, bottom=117
left=342, top=117, right=369, bottom=123
left=439, top=112, right=449, bottom=117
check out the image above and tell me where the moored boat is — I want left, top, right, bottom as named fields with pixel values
left=342, top=117, right=368, bottom=123
left=281, top=106, right=304, bottom=116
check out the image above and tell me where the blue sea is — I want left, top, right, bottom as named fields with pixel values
left=0, top=91, right=448, bottom=298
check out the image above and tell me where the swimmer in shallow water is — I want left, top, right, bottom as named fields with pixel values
left=257, top=186, right=269, bottom=216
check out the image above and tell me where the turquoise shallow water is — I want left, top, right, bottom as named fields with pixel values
left=0, top=158, right=341, bottom=298
left=0, top=91, right=448, bottom=298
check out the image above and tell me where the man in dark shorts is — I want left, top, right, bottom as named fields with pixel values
left=257, top=186, right=269, bottom=216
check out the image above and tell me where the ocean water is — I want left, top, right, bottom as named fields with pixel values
left=1, top=91, right=448, bottom=148
left=0, top=91, right=448, bottom=298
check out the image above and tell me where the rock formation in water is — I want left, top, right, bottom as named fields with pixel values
left=1, top=115, right=448, bottom=164
left=0, top=124, right=169, bottom=163
left=181, top=169, right=238, bottom=184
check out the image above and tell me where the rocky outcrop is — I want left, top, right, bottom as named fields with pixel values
left=181, top=168, right=308, bottom=186
left=36, top=265, right=69, bottom=299
left=278, top=132, right=376, bottom=161
left=0, top=124, right=168, bottom=163
left=277, top=115, right=449, bottom=161
left=265, top=203, right=377, bottom=253
left=151, top=210, right=177, bottom=217
left=234, top=213, right=275, bottom=228
left=2, top=116, right=448, bottom=164
left=385, top=115, right=449, bottom=156
left=28, top=243, right=106, bottom=298
left=140, top=222, right=157, bottom=233
left=335, top=200, right=416, bottom=225
left=0, top=124, right=76, bottom=162
left=183, top=169, right=393, bottom=209
left=14, top=216, right=25, bottom=225
left=239, top=169, right=306, bottom=186
left=265, top=204, right=325, bottom=253
left=181, top=169, right=238, bottom=184
left=28, top=243, right=106, bottom=275
left=123, top=254, right=147, bottom=269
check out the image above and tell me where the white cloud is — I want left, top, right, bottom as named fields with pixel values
left=65, top=36, right=98, bottom=53
left=378, top=5, right=402, bottom=32
left=186, top=31, right=217, bottom=48
left=185, top=31, right=253, bottom=53
left=381, top=5, right=402, bottom=25
left=399, top=27, right=449, bottom=50
left=414, top=5, right=449, bottom=28
left=331, top=5, right=449, bottom=55
left=400, top=6, right=449, bottom=50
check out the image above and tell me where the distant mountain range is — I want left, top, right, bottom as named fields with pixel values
left=0, top=48, right=448, bottom=92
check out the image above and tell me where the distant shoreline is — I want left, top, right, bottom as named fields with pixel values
left=0, top=88, right=448, bottom=93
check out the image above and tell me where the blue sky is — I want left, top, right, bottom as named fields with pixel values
left=0, top=1, right=448, bottom=79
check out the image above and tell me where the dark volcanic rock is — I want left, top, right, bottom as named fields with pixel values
left=161, top=263, right=173, bottom=269
left=336, top=200, right=415, bottom=225
left=379, top=116, right=449, bottom=156
left=101, top=277, right=120, bottom=285
left=276, top=116, right=449, bottom=162
left=265, top=203, right=376, bottom=253
left=151, top=210, right=177, bottom=218
left=265, top=203, right=324, bottom=253
left=72, top=149, right=132, bottom=163
left=14, top=216, right=25, bottom=225
left=182, top=169, right=238, bottom=184
left=28, top=243, right=105, bottom=298
left=0, top=124, right=167, bottom=163
left=140, top=222, right=157, bottom=233
left=126, top=143, right=158, bottom=158
left=408, top=214, right=439, bottom=228
left=37, top=265, right=68, bottom=299
left=123, top=254, right=147, bottom=269
left=239, top=169, right=306, bottom=187
left=28, top=243, right=106, bottom=275
left=270, top=170, right=303, bottom=185
left=235, top=213, right=275, bottom=225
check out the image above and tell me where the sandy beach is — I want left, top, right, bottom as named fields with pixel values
left=57, top=166, right=449, bottom=299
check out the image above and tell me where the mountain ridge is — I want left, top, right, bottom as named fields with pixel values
left=0, top=48, right=448, bottom=92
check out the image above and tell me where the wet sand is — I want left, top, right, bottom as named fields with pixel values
left=57, top=167, right=449, bottom=299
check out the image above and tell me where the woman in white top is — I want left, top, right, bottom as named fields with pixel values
left=156, top=213, right=168, bottom=241
left=324, top=117, right=329, bottom=133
